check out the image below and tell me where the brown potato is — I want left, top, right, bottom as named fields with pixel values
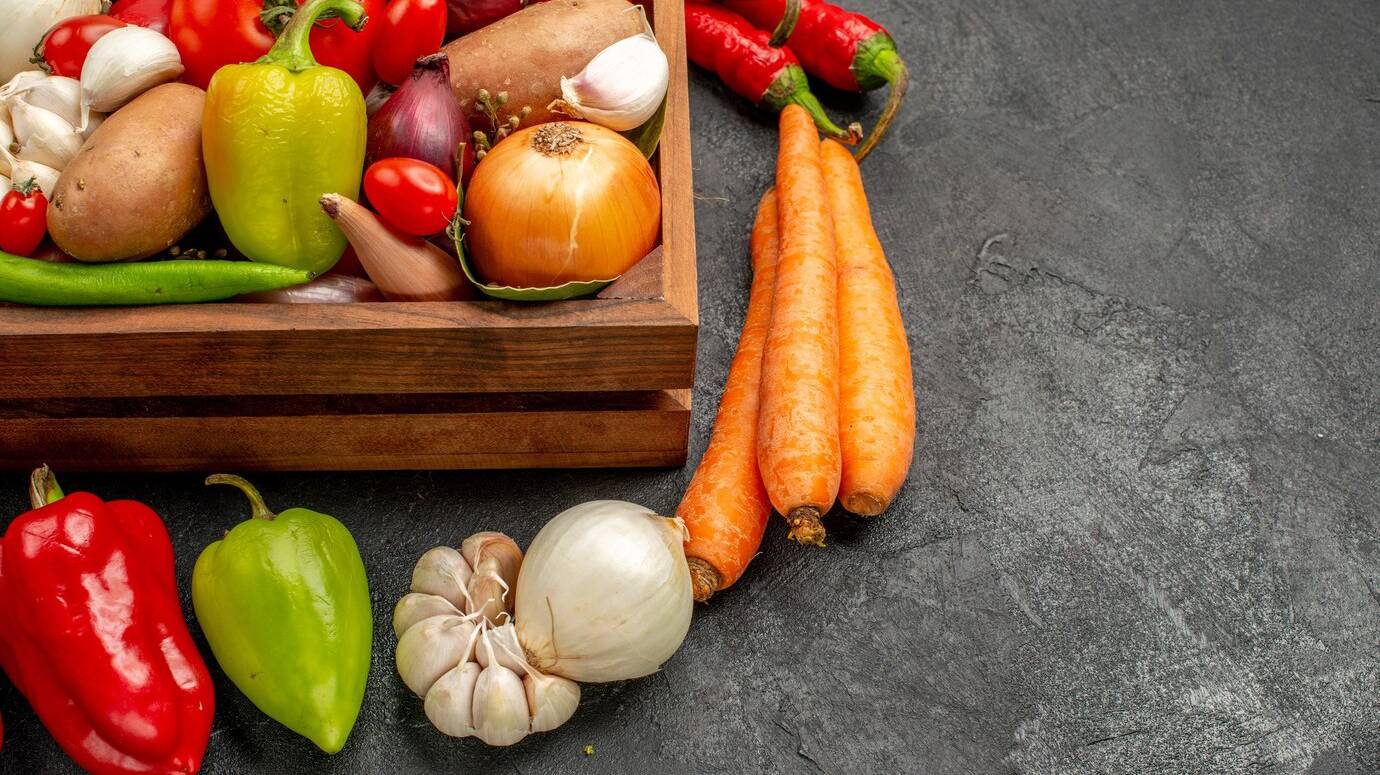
left=47, top=83, right=211, bottom=262
left=444, top=0, right=644, bottom=131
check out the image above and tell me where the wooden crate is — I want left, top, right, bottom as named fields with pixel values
left=0, top=0, right=698, bottom=472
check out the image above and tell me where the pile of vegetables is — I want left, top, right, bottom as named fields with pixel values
left=0, top=0, right=671, bottom=306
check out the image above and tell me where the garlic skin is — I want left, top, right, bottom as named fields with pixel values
left=392, top=592, right=464, bottom=637
left=396, top=615, right=481, bottom=697
left=79, top=26, right=183, bottom=128
left=557, top=34, right=669, bottom=132
left=0, top=120, right=13, bottom=177
left=474, top=622, right=527, bottom=676
left=10, top=157, right=61, bottom=195
left=515, top=500, right=694, bottom=683
left=410, top=546, right=474, bottom=610
left=424, top=662, right=481, bottom=737
left=462, top=532, right=523, bottom=625
left=524, top=670, right=580, bottom=733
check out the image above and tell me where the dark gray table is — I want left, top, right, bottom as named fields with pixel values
left=3, top=1, right=1378, bottom=772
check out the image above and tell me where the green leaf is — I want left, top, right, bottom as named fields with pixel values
left=622, top=95, right=668, bottom=159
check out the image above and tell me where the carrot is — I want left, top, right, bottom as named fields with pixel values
left=820, top=139, right=915, bottom=515
left=756, top=104, right=842, bottom=547
left=678, top=189, right=780, bottom=602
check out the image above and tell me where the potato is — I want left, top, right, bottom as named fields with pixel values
left=47, top=83, right=211, bottom=262
left=444, top=0, right=644, bottom=130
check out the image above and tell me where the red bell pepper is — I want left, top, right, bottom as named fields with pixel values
left=0, top=467, right=214, bottom=774
left=110, top=0, right=174, bottom=35
left=169, top=0, right=384, bottom=92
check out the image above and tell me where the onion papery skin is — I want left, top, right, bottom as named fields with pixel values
left=462, top=122, right=660, bottom=289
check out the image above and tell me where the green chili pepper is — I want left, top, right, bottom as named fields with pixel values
left=192, top=475, right=372, bottom=755
left=202, top=0, right=369, bottom=275
left=0, top=251, right=314, bottom=306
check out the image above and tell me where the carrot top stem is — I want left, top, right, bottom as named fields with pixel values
left=786, top=506, right=827, bottom=547
left=687, top=557, right=722, bottom=603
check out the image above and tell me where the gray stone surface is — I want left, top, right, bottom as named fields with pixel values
left=2, top=0, right=1378, bottom=772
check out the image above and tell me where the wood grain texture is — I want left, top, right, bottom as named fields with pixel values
left=0, top=0, right=699, bottom=469
left=0, top=391, right=691, bottom=471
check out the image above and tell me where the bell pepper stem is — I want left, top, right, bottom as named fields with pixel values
left=28, top=465, right=64, bottom=509
left=260, top=0, right=368, bottom=72
left=206, top=474, right=278, bottom=521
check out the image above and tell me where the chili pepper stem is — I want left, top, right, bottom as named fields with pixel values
left=853, top=48, right=908, bottom=162
left=767, top=0, right=801, bottom=47
left=28, top=465, right=65, bottom=509
left=260, top=0, right=368, bottom=72
left=790, top=91, right=862, bottom=145
left=206, top=474, right=278, bottom=521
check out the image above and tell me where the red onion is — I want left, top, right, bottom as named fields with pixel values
left=446, top=0, right=525, bottom=36
left=234, top=274, right=385, bottom=304
left=367, top=53, right=474, bottom=184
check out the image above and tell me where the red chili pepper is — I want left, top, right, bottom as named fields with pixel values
left=169, top=0, right=385, bottom=92
left=685, top=2, right=859, bottom=144
left=723, top=0, right=907, bottom=159
left=0, top=467, right=215, bottom=775
left=372, top=0, right=447, bottom=86
left=109, top=0, right=173, bottom=35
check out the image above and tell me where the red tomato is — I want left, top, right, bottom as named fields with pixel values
left=109, top=0, right=173, bottom=35
left=169, top=0, right=384, bottom=92
left=364, top=158, right=458, bottom=236
left=372, top=0, right=447, bottom=85
left=0, top=182, right=49, bottom=257
left=40, top=15, right=127, bottom=77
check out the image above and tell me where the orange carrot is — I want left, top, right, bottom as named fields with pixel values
left=756, top=104, right=842, bottom=547
left=820, top=138, right=915, bottom=515
left=678, top=189, right=780, bottom=602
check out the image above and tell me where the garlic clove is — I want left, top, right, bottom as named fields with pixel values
left=10, top=158, right=60, bottom=196
left=0, top=173, right=9, bottom=192
left=0, top=72, right=48, bottom=117
left=395, top=615, right=481, bottom=697
left=79, top=26, right=183, bottom=128
left=462, top=531, right=523, bottom=625
left=410, top=545, right=474, bottom=611
left=424, top=661, right=482, bottom=738
left=470, top=661, right=530, bottom=746
left=320, top=194, right=473, bottom=302
left=392, top=592, right=465, bottom=638
left=10, top=76, right=82, bottom=128
left=524, top=669, right=580, bottom=733
left=556, top=33, right=668, bottom=132
left=474, top=621, right=527, bottom=676
left=0, top=120, right=13, bottom=177
left=80, top=111, right=104, bottom=140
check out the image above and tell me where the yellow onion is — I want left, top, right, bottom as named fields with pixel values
left=462, top=121, right=660, bottom=288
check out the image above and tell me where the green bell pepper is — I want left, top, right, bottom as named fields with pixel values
left=192, top=475, right=372, bottom=754
left=202, top=0, right=369, bottom=274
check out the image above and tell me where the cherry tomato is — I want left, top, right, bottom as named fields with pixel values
left=40, top=15, right=127, bottom=77
left=0, top=181, right=50, bottom=257
left=373, top=0, right=448, bottom=85
left=363, top=158, right=459, bottom=236
left=109, top=0, right=172, bottom=35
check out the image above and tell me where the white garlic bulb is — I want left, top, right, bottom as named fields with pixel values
left=557, top=33, right=669, bottom=132
left=515, top=500, right=693, bottom=683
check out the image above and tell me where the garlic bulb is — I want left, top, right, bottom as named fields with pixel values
left=11, top=100, right=82, bottom=169
left=462, top=532, right=523, bottom=625
left=79, top=26, right=183, bottom=129
left=0, top=0, right=101, bottom=83
left=393, top=530, right=588, bottom=747
left=556, top=33, right=669, bottom=132
left=515, top=500, right=693, bottom=683
left=10, top=156, right=61, bottom=195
